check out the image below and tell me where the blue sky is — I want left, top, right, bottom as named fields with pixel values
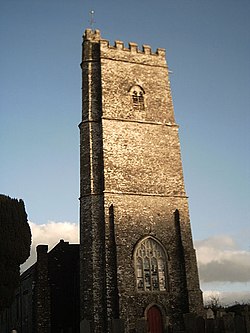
left=1, top=0, right=250, bottom=303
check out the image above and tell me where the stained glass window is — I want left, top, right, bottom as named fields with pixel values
left=134, top=237, right=167, bottom=292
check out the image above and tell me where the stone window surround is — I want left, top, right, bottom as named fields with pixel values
left=129, top=85, right=145, bottom=111
left=134, top=236, right=168, bottom=292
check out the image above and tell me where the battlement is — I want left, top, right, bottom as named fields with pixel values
left=83, top=29, right=167, bottom=66
left=84, top=28, right=101, bottom=42
left=99, top=39, right=165, bottom=58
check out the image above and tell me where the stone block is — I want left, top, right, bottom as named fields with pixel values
left=136, top=318, right=147, bottom=333
left=80, top=319, right=91, bottom=333
left=111, top=318, right=125, bottom=333
left=196, top=316, right=205, bottom=333
left=206, top=318, right=215, bottom=333
left=235, top=315, right=246, bottom=333
left=207, top=308, right=215, bottom=319
left=223, top=313, right=235, bottom=333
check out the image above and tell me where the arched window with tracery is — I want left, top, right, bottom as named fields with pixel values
left=129, top=85, right=145, bottom=111
left=134, top=237, right=168, bottom=292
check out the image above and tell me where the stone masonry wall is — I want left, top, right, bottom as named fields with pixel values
left=100, top=41, right=175, bottom=124
left=102, top=119, right=185, bottom=195
left=99, top=30, right=203, bottom=324
left=80, top=29, right=107, bottom=333
left=103, top=194, right=202, bottom=331
left=80, top=29, right=203, bottom=333
left=34, top=245, right=51, bottom=333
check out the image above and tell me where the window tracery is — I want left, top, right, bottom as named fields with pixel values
left=134, top=237, right=167, bottom=292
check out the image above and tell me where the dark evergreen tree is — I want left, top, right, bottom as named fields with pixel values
left=0, top=194, right=31, bottom=311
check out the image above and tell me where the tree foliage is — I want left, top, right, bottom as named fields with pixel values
left=0, top=194, right=31, bottom=311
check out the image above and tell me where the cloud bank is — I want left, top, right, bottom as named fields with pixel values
left=21, top=221, right=79, bottom=272
left=195, top=235, right=250, bottom=283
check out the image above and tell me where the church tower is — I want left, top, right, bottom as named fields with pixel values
left=79, top=29, right=203, bottom=333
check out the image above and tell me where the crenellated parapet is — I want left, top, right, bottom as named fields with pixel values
left=83, top=29, right=167, bottom=67
left=100, top=39, right=165, bottom=57
left=83, top=28, right=101, bottom=42
left=100, top=39, right=167, bottom=67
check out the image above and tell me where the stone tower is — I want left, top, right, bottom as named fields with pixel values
left=79, top=29, right=203, bottom=333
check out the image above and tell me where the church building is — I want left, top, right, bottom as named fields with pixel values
left=79, top=29, right=203, bottom=333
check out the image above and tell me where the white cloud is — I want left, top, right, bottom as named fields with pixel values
left=195, top=235, right=250, bottom=283
left=195, top=235, right=250, bottom=305
left=21, top=221, right=79, bottom=272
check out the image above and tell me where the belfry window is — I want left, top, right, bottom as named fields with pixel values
left=130, top=85, right=145, bottom=111
left=134, top=237, right=167, bottom=292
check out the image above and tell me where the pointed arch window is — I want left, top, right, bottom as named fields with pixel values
left=134, top=237, right=167, bottom=292
left=130, top=85, right=145, bottom=111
